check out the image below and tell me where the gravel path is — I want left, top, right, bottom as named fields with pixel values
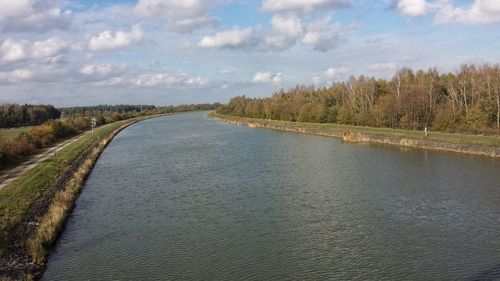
left=0, top=131, right=92, bottom=190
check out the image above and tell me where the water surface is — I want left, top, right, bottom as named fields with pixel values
left=43, top=112, right=500, bottom=280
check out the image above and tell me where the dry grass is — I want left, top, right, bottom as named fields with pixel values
left=0, top=115, right=159, bottom=280
left=0, top=274, right=33, bottom=281
left=27, top=134, right=120, bottom=263
left=0, top=122, right=125, bottom=253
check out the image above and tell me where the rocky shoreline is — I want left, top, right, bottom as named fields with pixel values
left=210, top=113, right=500, bottom=158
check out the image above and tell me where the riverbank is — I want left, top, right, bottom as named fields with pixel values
left=209, top=112, right=500, bottom=158
left=0, top=115, right=159, bottom=280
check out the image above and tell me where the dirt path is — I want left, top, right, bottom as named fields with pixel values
left=0, top=131, right=92, bottom=190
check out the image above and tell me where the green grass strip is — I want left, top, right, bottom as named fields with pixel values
left=0, top=119, right=132, bottom=253
left=211, top=113, right=500, bottom=147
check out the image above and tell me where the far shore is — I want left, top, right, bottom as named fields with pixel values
left=209, top=112, right=500, bottom=158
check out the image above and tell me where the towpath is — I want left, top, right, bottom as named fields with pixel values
left=0, top=131, right=92, bottom=189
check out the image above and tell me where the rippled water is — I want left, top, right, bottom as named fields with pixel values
left=43, top=112, right=500, bottom=280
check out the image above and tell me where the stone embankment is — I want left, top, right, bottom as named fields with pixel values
left=210, top=113, right=499, bottom=158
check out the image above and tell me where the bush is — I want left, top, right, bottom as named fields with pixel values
left=13, top=138, right=35, bottom=157
left=0, top=139, right=13, bottom=163
left=63, top=117, right=89, bottom=132
left=432, top=104, right=458, bottom=132
left=28, top=125, right=54, bottom=148
left=0, top=120, right=77, bottom=165
left=0, top=148, right=6, bottom=163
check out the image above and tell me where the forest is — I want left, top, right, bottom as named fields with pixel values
left=60, top=103, right=220, bottom=121
left=217, top=64, right=500, bottom=135
left=60, top=105, right=156, bottom=117
left=0, top=104, right=61, bottom=128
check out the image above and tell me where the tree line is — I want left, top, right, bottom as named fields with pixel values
left=60, top=105, right=156, bottom=117
left=60, top=103, right=220, bottom=122
left=0, top=104, right=61, bottom=128
left=0, top=103, right=221, bottom=129
left=217, top=64, right=500, bottom=135
left=0, top=103, right=220, bottom=166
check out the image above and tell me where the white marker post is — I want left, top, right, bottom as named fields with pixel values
left=91, top=117, right=97, bottom=131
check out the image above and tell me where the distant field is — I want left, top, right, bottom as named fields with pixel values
left=0, top=126, right=33, bottom=140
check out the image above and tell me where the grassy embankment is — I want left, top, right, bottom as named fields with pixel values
left=209, top=112, right=500, bottom=156
left=0, top=117, right=148, bottom=256
left=25, top=119, right=137, bottom=265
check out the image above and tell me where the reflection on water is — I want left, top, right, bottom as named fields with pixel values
left=43, top=112, right=500, bottom=280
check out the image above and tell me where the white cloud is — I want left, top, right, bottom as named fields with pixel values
left=199, top=27, right=255, bottom=49
left=220, top=67, right=234, bottom=75
left=325, top=67, right=351, bottom=79
left=0, top=39, right=27, bottom=62
left=79, top=64, right=126, bottom=79
left=273, top=73, right=284, bottom=83
left=396, top=0, right=500, bottom=24
left=31, top=37, right=71, bottom=59
left=76, top=64, right=127, bottom=85
left=132, top=73, right=180, bottom=87
left=185, top=76, right=209, bottom=86
left=135, top=0, right=218, bottom=33
left=80, top=64, right=112, bottom=76
left=0, top=68, right=33, bottom=82
left=0, top=60, right=69, bottom=83
left=252, top=72, right=283, bottom=83
left=311, top=75, right=321, bottom=85
left=302, top=16, right=354, bottom=51
left=135, top=0, right=205, bottom=18
left=367, top=62, right=397, bottom=72
left=0, top=37, right=70, bottom=63
left=271, top=14, right=303, bottom=38
left=0, top=0, right=72, bottom=32
left=93, top=76, right=126, bottom=87
left=302, top=29, right=342, bottom=51
left=88, top=25, right=144, bottom=51
left=396, top=0, right=428, bottom=17
left=0, top=54, right=209, bottom=90
left=169, top=16, right=218, bottom=33
left=261, top=0, right=350, bottom=14
left=436, top=0, right=500, bottom=24
left=263, top=14, right=303, bottom=49
left=0, top=0, right=33, bottom=19
left=131, top=73, right=208, bottom=87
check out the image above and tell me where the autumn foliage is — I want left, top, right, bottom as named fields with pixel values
left=0, top=121, right=75, bottom=164
left=0, top=103, right=221, bottom=166
left=218, top=64, right=500, bottom=135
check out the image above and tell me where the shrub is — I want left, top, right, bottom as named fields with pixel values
left=62, top=117, right=89, bottom=133
left=28, top=126, right=54, bottom=148
left=13, top=138, right=35, bottom=157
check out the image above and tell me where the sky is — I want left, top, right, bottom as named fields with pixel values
left=0, top=0, right=499, bottom=106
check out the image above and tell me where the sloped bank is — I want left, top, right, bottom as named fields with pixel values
left=0, top=117, right=151, bottom=280
left=209, top=113, right=500, bottom=158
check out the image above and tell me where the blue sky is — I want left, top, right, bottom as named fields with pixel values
left=0, top=0, right=499, bottom=106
